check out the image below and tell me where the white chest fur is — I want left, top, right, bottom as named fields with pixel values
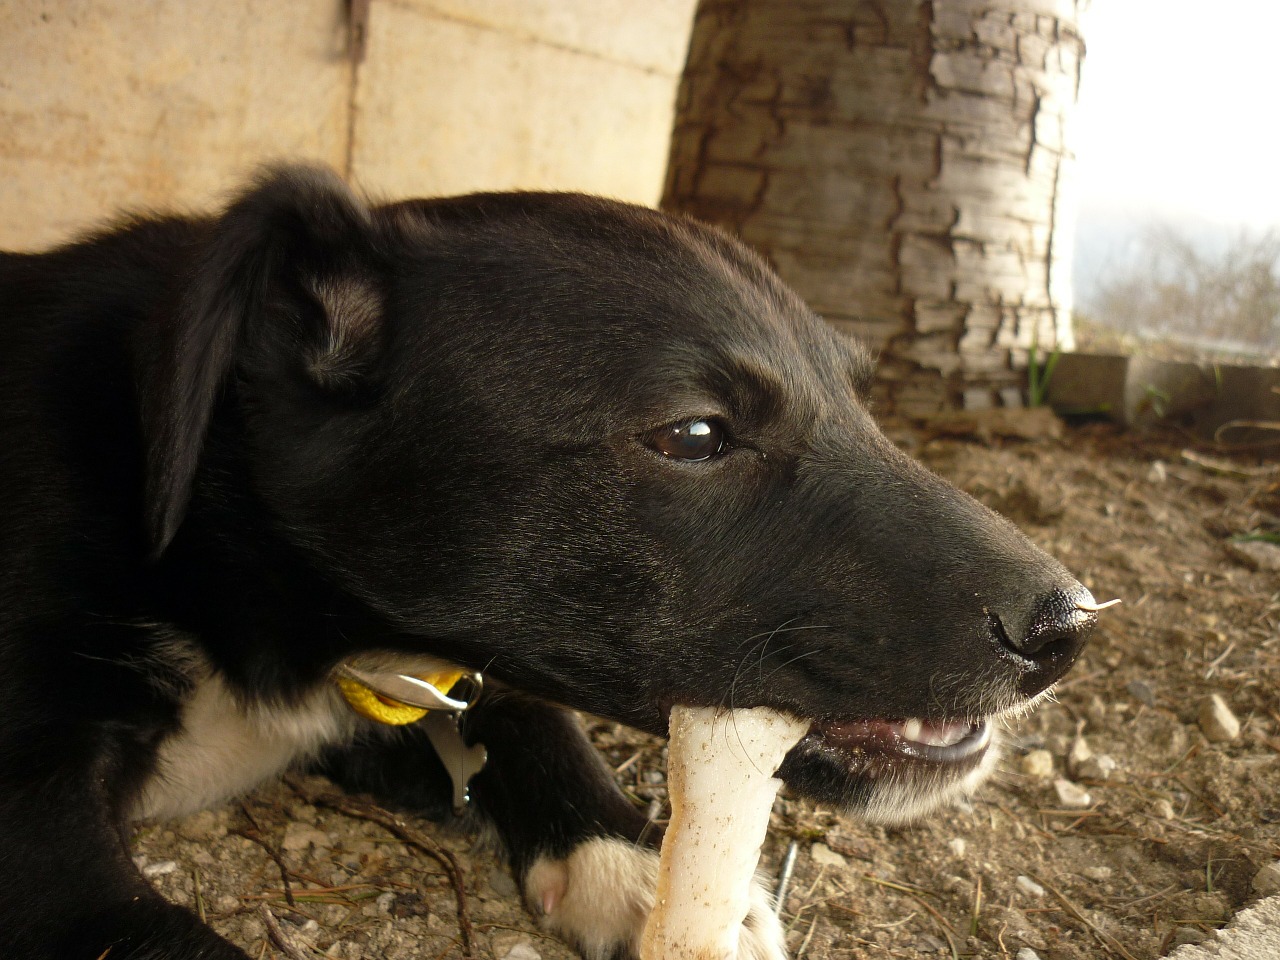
left=132, top=672, right=355, bottom=821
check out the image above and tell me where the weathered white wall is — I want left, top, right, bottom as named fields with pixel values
left=0, top=0, right=697, bottom=251
left=354, top=1, right=696, bottom=202
left=0, top=1, right=352, bottom=249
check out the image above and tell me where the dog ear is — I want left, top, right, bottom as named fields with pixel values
left=141, top=165, right=379, bottom=557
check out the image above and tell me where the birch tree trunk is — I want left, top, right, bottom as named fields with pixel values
left=663, top=0, right=1087, bottom=414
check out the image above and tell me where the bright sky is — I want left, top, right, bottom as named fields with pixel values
left=1074, top=0, right=1280, bottom=230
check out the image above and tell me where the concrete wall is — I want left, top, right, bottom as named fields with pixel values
left=0, top=0, right=697, bottom=251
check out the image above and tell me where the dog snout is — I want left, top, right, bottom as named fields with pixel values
left=992, top=585, right=1096, bottom=694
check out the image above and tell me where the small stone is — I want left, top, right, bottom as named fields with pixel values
left=488, top=868, right=519, bottom=899
left=1083, top=866, right=1113, bottom=881
left=1198, top=694, right=1241, bottom=742
left=1020, top=749, right=1055, bottom=778
left=1044, top=733, right=1071, bottom=756
left=1053, top=778, right=1092, bottom=808
left=1015, top=875, right=1045, bottom=898
left=174, top=809, right=228, bottom=842
left=282, top=821, right=332, bottom=852
left=376, top=891, right=395, bottom=914
left=1169, top=927, right=1211, bottom=949
left=917, top=933, right=948, bottom=952
left=1126, top=679, right=1157, bottom=707
left=811, top=842, right=848, bottom=867
left=1085, top=695, right=1108, bottom=726
left=142, top=859, right=178, bottom=878
left=289, top=803, right=318, bottom=822
left=1067, top=736, right=1093, bottom=771
left=1253, top=860, right=1280, bottom=897
left=948, top=838, right=967, bottom=858
left=1153, top=797, right=1176, bottom=820
left=1147, top=460, right=1168, bottom=483
left=1016, top=949, right=1042, bottom=960
left=1227, top=540, right=1280, bottom=572
left=503, top=942, right=542, bottom=960
left=1078, top=754, right=1119, bottom=780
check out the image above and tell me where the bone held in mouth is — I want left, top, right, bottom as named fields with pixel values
left=640, top=705, right=810, bottom=960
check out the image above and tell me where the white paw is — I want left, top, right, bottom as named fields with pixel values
left=523, top=837, right=786, bottom=960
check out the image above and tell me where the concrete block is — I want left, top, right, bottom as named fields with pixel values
left=1047, top=353, right=1280, bottom=440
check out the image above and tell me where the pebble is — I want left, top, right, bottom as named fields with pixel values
left=948, top=838, right=967, bottom=858
left=1015, top=875, right=1046, bottom=898
left=1169, top=927, right=1211, bottom=949
left=174, top=809, right=228, bottom=842
left=1253, top=860, right=1280, bottom=897
left=1083, top=866, right=1113, bottom=881
left=141, top=859, right=178, bottom=878
left=1016, top=949, right=1042, bottom=960
left=1198, top=694, right=1241, bottom=742
left=1067, top=736, right=1092, bottom=771
left=503, top=942, right=542, bottom=960
left=1020, top=749, right=1055, bottom=778
left=1078, top=754, right=1119, bottom=780
left=1227, top=539, right=1280, bottom=572
left=810, top=842, right=848, bottom=867
left=1044, top=733, right=1071, bottom=756
left=488, top=868, right=519, bottom=898
left=1053, top=778, right=1092, bottom=808
left=1126, top=678, right=1157, bottom=707
left=282, top=821, right=332, bottom=852
left=1153, top=797, right=1176, bottom=820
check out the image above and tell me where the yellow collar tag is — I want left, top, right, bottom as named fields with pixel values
left=336, top=668, right=467, bottom=725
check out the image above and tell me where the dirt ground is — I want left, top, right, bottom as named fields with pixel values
left=135, top=420, right=1280, bottom=960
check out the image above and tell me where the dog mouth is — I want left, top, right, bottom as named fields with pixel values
left=806, top=716, right=992, bottom=766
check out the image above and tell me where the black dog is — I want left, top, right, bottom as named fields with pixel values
left=0, top=166, right=1095, bottom=960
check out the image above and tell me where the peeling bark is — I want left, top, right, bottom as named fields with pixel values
left=663, top=0, right=1088, bottom=413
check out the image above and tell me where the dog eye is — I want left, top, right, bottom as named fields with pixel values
left=646, top=419, right=729, bottom=462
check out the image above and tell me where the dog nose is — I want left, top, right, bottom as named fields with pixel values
left=994, top=586, right=1096, bottom=691
left=1018, top=588, right=1096, bottom=659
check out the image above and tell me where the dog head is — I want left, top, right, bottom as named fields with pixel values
left=144, top=166, right=1095, bottom=821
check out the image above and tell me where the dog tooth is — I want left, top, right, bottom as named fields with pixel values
left=902, top=718, right=923, bottom=742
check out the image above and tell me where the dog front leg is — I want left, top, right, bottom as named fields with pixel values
left=0, top=766, right=247, bottom=959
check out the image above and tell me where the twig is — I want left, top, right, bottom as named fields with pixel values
left=1181, top=448, right=1279, bottom=477
left=194, top=868, right=206, bottom=923
left=259, top=905, right=314, bottom=960
left=233, top=813, right=297, bottom=910
left=285, top=776, right=476, bottom=959
left=969, top=875, right=983, bottom=938
left=794, top=915, right=820, bottom=960
left=1031, top=874, right=1140, bottom=960
left=860, top=874, right=958, bottom=959
left=1204, top=641, right=1237, bottom=679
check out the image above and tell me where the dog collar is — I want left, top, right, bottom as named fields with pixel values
left=334, top=663, right=479, bottom=725
left=334, top=661, right=487, bottom=813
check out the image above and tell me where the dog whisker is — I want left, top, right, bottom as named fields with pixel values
left=1075, top=598, right=1122, bottom=612
left=759, top=649, right=825, bottom=687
